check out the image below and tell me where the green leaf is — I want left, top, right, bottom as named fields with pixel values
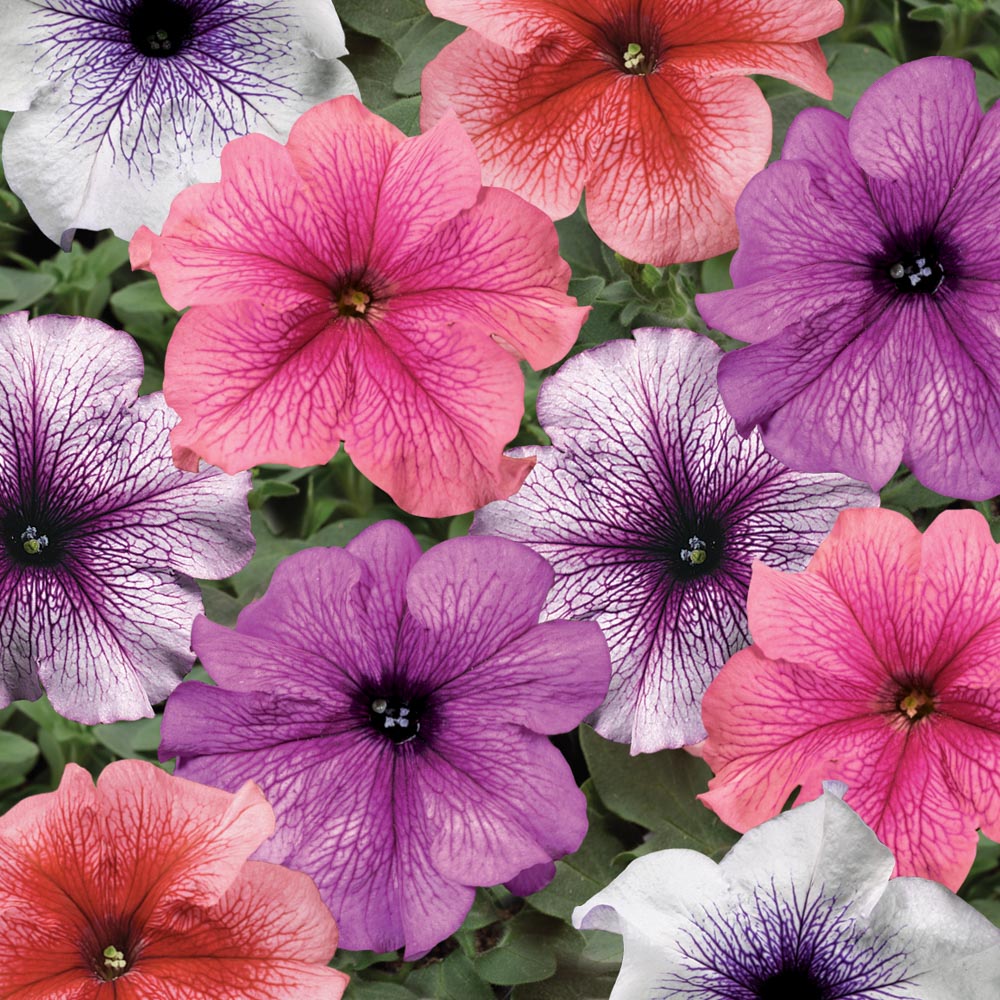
left=247, top=478, right=301, bottom=509
left=700, top=252, right=734, bottom=294
left=407, top=950, right=493, bottom=1000
left=825, top=42, right=899, bottom=117
left=337, top=0, right=427, bottom=42
left=908, top=3, right=953, bottom=20
left=475, top=911, right=582, bottom=986
left=343, top=982, right=421, bottom=1000
left=92, top=717, right=163, bottom=759
left=345, top=34, right=404, bottom=110
left=970, top=899, right=1000, bottom=927
left=393, top=17, right=464, bottom=95
left=110, top=279, right=173, bottom=316
left=379, top=96, right=422, bottom=136
left=0, top=266, right=57, bottom=312
left=0, top=730, right=39, bottom=787
left=580, top=726, right=739, bottom=857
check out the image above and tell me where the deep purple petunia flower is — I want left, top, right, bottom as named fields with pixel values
left=471, top=328, right=878, bottom=753
left=0, top=0, right=357, bottom=247
left=159, top=520, right=611, bottom=958
left=0, top=311, right=253, bottom=724
left=696, top=57, right=1000, bottom=500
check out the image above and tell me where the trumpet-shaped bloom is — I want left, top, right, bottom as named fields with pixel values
left=0, top=311, right=253, bottom=724
left=701, top=507, right=1000, bottom=890
left=0, top=760, right=348, bottom=999
left=132, top=95, right=586, bottom=517
left=697, top=57, right=1000, bottom=499
left=472, top=329, right=877, bottom=752
left=0, top=0, right=358, bottom=248
left=421, top=0, right=842, bottom=264
left=159, top=520, right=611, bottom=958
left=574, top=785, right=1000, bottom=1000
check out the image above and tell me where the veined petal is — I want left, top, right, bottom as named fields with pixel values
left=420, top=29, right=609, bottom=221
left=585, top=71, right=770, bottom=264
left=848, top=57, right=982, bottom=237
left=391, top=186, right=586, bottom=370
left=341, top=305, right=533, bottom=517
left=164, top=299, right=351, bottom=474
left=2, top=0, right=358, bottom=245
left=427, top=0, right=606, bottom=51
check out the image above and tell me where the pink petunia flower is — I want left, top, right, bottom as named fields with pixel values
left=0, top=760, right=347, bottom=999
left=420, top=0, right=842, bottom=265
left=131, top=95, right=586, bottom=517
left=700, top=507, right=1000, bottom=890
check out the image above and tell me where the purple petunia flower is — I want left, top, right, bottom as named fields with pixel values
left=574, top=784, right=1000, bottom=999
left=159, top=520, right=611, bottom=958
left=471, top=328, right=878, bottom=753
left=0, top=311, right=253, bottom=724
left=696, top=57, right=1000, bottom=500
left=0, top=0, right=357, bottom=248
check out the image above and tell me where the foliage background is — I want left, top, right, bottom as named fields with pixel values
left=1, top=1, right=999, bottom=996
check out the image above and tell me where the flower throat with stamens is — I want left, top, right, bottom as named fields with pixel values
left=128, top=0, right=195, bottom=58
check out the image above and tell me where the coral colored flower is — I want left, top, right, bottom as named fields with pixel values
left=159, top=520, right=611, bottom=957
left=697, top=57, right=1000, bottom=500
left=700, top=507, right=1000, bottom=890
left=0, top=0, right=357, bottom=248
left=0, top=760, right=348, bottom=999
left=472, top=329, right=877, bottom=752
left=0, top=311, right=253, bottom=724
left=575, top=785, right=1000, bottom=1000
left=420, top=0, right=842, bottom=265
left=131, top=95, right=586, bottom=517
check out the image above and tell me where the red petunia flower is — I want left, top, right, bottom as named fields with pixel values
left=421, top=0, right=842, bottom=265
left=0, top=760, right=347, bottom=999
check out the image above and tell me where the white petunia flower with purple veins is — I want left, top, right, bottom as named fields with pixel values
left=0, top=311, right=254, bottom=724
left=574, top=785, right=1000, bottom=1000
left=0, top=0, right=358, bottom=248
left=472, top=328, right=879, bottom=753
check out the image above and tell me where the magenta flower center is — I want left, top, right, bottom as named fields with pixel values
left=337, top=286, right=373, bottom=319
left=897, top=687, right=935, bottom=722
left=888, top=251, right=945, bottom=294
left=370, top=696, right=421, bottom=745
left=128, top=0, right=195, bottom=59
left=3, top=511, right=61, bottom=567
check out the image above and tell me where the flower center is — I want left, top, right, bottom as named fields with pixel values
left=127, top=0, right=195, bottom=58
left=370, top=696, right=420, bottom=745
left=623, top=42, right=647, bottom=73
left=680, top=535, right=707, bottom=566
left=757, top=967, right=825, bottom=999
left=897, top=687, right=934, bottom=722
left=888, top=252, right=944, bottom=294
left=20, top=525, right=48, bottom=556
left=100, top=944, right=129, bottom=981
left=337, top=287, right=372, bottom=318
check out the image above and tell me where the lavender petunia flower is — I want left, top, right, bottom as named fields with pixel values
left=574, top=784, right=1000, bottom=1000
left=0, top=0, right=358, bottom=248
left=696, top=57, right=1000, bottom=500
left=472, top=328, right=878, bottom=753
left=159, top=520, right=611, bottom=958
left=0, top=311, right=253, bottom=724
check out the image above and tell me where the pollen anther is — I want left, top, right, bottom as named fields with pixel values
left=623, top=43, right=646, bottom=72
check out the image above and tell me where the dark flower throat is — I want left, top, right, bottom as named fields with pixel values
left=128, top=0, right=195, bottom=58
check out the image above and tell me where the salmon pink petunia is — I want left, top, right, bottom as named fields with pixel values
left=132, top=95, right=586, bottom=517
left=700, top=507, right=1000, bottom=890
left=421, top=0, right=842, bottom=265
left=0, top=759, right=347, bottom=999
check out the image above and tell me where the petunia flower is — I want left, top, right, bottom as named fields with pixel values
left=0, top=759, right=348, bottom=999
left=574, top=784, right=1000, bottom=1000
left=0, top=311, right=253, bottom=725
left=697, top=57, right=1000, bottom=500
left=471, top=328, right=877, bottom=753
left=700, top=507, right=1000, bottom=890
left=158, top=520, right=611, bottom=958
left=131, top=95, right=586, bottom=517
left=0, top=0, right=358, bottom=249
left=420, top=0, right=842, bottom=265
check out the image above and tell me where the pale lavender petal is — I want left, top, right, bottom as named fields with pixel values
left=473, top=329, right=877, bottom=751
